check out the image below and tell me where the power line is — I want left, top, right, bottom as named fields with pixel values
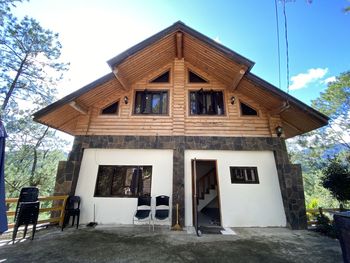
left=282, top=0, right=291, bottom=93
left=274, top=0, right=282, bottom=90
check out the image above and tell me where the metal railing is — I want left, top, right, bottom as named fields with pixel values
left=5, top=195, right=69, bottom=229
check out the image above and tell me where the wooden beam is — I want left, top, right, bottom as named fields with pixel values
left=269, top=101, right=290, bottom=116
left=69, top=101, right=88, bottom=115
left=282, top=119, right=303, bottom=133
left=230, top=68, right=246, bottom=91
left=113, top=68, right=129, bottom=91
left=176, top=32, right=183, bottom=59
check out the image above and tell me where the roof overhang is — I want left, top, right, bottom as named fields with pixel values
left=33, top=21, right=328, bottom=138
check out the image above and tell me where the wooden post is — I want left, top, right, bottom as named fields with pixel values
left=59, top=195, right=69, bottom=227
left=176, top=32, right=183, bottom=59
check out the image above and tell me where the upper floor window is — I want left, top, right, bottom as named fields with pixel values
left=188, top=70, right=208, bottom=83
left=240, top=102, right=258, bottom=116
left=101, top=101, right=119, bottom=115
left=134, top=90, right=168, bottom=115
left=190, top=90, right=224, bottom=115
left=150, top=71, right=170, bottom=83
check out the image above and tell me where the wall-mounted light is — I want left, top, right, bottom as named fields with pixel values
left=230, top=96, right=235, bottom=105
left=124, top=96, right=128, bottom=104
left=275, top=125, right=283, bottom=137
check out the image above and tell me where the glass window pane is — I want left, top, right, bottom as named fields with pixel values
left=161, top=92, right=168, bottom=114
left=95, top=165, right=153, bottom=197
left=152, top=94, right=161, bottom=114
left=134, top=92, right=142, bottom=114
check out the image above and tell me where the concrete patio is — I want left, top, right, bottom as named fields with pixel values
left=0, top=226, right=343, bottom=263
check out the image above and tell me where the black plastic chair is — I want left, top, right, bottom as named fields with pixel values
left=133, top=196, right=152, bottom=230
left=14, top=187, right=39, bottom=223
left=334, top=213, right=350, bottom=263
left=12, top=201, right=40, bottom=243
left=153, top=195, right=170, bottom=231
left=61, top=196, right=81, bottom=231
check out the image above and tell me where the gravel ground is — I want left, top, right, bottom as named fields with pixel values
left=0, top=225, right=342, bottom=263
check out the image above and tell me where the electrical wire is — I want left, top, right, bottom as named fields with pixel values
left=282, top=0, right=291, bottom=93
left=274, top=0, right=282, bottom=90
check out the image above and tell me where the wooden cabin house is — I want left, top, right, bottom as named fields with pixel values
left=33, top=21, right=328, bottom=230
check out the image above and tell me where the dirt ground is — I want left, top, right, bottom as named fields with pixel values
left=0, top=225, right=343, bottom=263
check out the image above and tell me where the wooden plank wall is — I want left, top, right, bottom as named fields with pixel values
left=71, top=59, right=279, bottom=137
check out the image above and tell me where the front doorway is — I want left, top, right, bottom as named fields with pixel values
left=192, top=159, right=222, bottom=233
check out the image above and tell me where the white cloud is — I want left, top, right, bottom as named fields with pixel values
left=323, top=76, right=336, bottom=84
left=289, top=68, right=328, bottom=90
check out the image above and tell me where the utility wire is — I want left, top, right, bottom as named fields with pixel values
left=274, top=0, right=282, bottom=90
left=282, top=0, right=291, bottom=93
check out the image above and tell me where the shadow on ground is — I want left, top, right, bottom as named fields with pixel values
left=0, top=226, right=342, bottom=263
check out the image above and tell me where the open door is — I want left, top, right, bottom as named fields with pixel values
left=192, top=159, right=222, bottom=235
left=191, top=158, right=200, bottom=236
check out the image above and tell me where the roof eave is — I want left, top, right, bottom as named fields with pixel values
left=33, top=72, right=115, bottom=120
left=245, top=72, right=329, bottom=125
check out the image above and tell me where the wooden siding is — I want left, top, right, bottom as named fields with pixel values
left=65, top=59, right=278, bottom=137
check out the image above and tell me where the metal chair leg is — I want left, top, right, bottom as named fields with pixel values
left=23, top=224, right=28, bottom=238
left=76, top=214, right=80, bottom=229
left=31, top=223, right=37, bottom=240
left=12, top=226, right=18, bottom=243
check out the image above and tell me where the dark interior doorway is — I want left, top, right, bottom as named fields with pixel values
left=192, top=160, right=221, bottom=231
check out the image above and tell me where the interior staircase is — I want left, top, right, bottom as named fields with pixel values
left=197, top=168, right=217, bottom=212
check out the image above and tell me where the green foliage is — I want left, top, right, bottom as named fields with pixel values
left=4, top=109, right=68, bottom=197
left=315, top=211, right=337, bottom=238
left=288, top=71, right=350, bottom=209
left=311, top=71, right=350, bottom=150
left=0, top=0, right=23, bottom=26
left=0, top=1, right=70, bottom=197
left=321, top=155, right=350, bottom=204
left=0, top=13, right=69, bottom=114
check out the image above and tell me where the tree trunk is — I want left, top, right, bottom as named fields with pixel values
left=1, top=54, right=28, bottom=113
left=29, top=126, right=49, bottom=185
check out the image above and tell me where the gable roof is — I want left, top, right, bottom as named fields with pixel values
left=33, top=21, right=328, bottom=138
left=107, top=21, right=254, bottom=71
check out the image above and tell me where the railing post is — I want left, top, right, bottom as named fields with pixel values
left=59, top=196, right=69, bottom=227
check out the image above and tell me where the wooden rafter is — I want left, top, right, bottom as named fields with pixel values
left=176, top=32, right=183, bottom=59
left=230, top=68, right=246, bottom=91
left=282, top=119, right=303, bottom=133
left=69, top=101, right=88, bottom=115
left=269, top=101, right=290, bottom=116
left=113, top=68, right=129, bottom=91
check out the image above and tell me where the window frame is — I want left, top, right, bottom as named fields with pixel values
left=149, top=70, right=170, bottom=84
left=239, top=101, right=259, bottom=117
left=133, top=90, right=169, bottom=115
left=99, top=101, right=120, bottom=116
left=94, top=165, right=153, bottom=198
left=188, top=89, right=226, bottom=116
left=187, top=70, right=209, bottom=84
left=229, top=166, right=259, bottom=184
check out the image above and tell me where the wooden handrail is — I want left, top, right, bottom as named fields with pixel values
left=198, top=168, right=216, bottom=198
left=5, top=195, right=69, bottom=229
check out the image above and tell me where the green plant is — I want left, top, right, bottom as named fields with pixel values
left=315, top=210, right=337, bottom=238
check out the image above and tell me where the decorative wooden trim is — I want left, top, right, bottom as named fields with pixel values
left=176, top=32, right=183, bottom=59
left=113, top=68, right=129, bottom=91
left=69, top=101, right=88, bottom=115
left=230, top=68, right=246, bottom=91
left=269, top=101, right=290, bottom=116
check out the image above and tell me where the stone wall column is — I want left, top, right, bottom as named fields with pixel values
left=172, top=136, right=185, bottom=226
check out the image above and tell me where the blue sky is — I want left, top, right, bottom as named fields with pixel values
left=13, top=0, right=350, bottom=105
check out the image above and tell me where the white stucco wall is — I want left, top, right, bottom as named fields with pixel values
left=184, top=150, right=286, bottom=227
left=75, top=149, right=173, bottom=225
